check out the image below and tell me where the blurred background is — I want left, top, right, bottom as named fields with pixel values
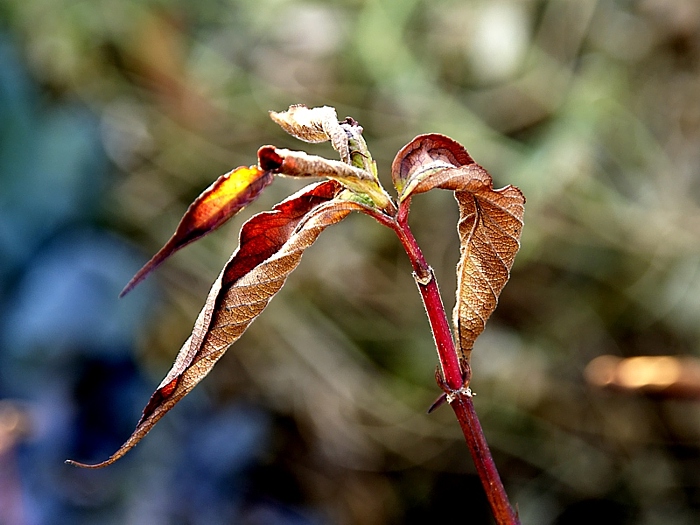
left=1, top=0, right=700, bottom=523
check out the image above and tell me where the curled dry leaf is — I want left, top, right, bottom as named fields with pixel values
left=120, top=165, right=274, bottom=297
left=258, top=145, right=394, bottom=212
left=269, top=104, right=350, bottom=163
left=68, top=180, right=365, bottom=468
left=392, top=134, right=525, bottom=361
left=391, top=134, right=474, bottom=199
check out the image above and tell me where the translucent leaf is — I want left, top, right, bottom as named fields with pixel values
left=120, top=165, right=273, bottom=296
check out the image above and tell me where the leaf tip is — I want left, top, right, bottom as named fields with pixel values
left=257, top=145, right=283, bottom=172
left=118, top=277, right=140, bottom=298
left=65, top=458, right=113, bottom=469
left=118, top=245, right=172, bottom=298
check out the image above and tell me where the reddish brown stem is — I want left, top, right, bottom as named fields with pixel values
left=393, top=208, right=463, bottom=391
left=371, top=200, right=520, bottom=525
left=451, top=394, right=520, bottom=524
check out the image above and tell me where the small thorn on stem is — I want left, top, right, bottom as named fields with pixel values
left=427, top=393, right=448, bottom=413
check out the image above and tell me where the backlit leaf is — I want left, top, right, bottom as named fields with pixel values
left=392, top=134, right=525, bottom=361
left=120, top=165, right=273, bottom=297
left=68, top=180, right=365, bottom=468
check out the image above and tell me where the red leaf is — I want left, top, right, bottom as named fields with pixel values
left=120, top=165, right=273, bottom=297
left=68, top=180, right=366, bottom=468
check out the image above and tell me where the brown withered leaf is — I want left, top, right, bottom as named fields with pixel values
left=120, top=165, right=274, bottom=297
left=68, top=180, right=365, bottom=468
left=392, top=134, right=525, bottom=361
left=391, top=134, right=474, bottom=199
left=258, top=145, right=393, bottom=212
left=269, top=105, right=350, bottom=163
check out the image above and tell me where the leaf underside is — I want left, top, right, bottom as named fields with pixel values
left=269, top=104, right=350, bottom=163
left=392, top=134, right=525, bottom=361
left=68, top=180, right=365, bottom=468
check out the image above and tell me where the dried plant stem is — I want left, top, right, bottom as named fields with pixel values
left=372, top=203, right=520, bottom=525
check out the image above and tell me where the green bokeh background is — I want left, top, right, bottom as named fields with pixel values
left=1, top=0, right=700, bottom=523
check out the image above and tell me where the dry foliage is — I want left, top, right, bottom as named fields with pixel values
left=68, top=106, right=524, bottom=471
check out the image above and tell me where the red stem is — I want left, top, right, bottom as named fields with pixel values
left=393, top=208, right=463, bottom=391
left=373, top=200, right=520, bottom=525
left=451, top=396, right=520, bottom=524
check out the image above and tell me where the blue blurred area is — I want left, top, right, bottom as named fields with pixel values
left=0, top=45, right=103, bottom=280
left=0, top=34, right=305, bottom=525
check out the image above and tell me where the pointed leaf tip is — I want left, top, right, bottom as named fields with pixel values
left=65, top=459, right=108, bottom=469
left=120, top=165, right=274, bottom=297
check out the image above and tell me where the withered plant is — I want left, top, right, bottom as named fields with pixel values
left=68, top=105, right=525, bottom=524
